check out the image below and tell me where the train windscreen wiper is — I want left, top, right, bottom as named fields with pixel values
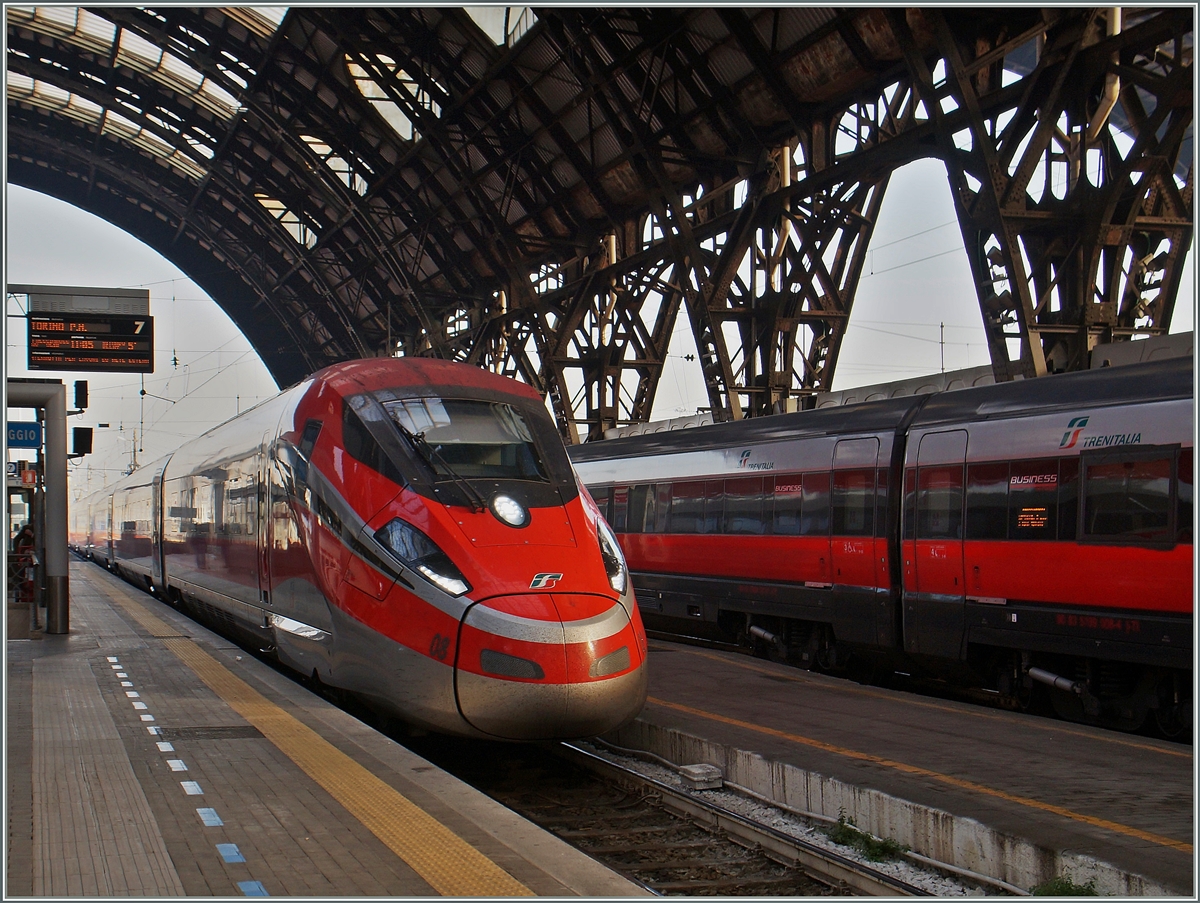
left=395, top=421, right=487, bottom=512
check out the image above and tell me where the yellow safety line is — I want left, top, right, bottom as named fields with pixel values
left=98, top=584, right=533, bottom=896
left=648, top=696, right=1194, bottom=855
left=660, top=643, right=1193, bottom=760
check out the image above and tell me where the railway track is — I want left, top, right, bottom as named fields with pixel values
left=400, top=732, right=939, bottom=896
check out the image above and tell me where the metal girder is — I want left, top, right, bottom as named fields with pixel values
left=7, top=8, right=1192, bottom=442
left=890, top=8, right=1194, bottom=378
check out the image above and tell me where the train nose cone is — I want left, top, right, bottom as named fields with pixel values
left=455, top=593, right=648, bottom=741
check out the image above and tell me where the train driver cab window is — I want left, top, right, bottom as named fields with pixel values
left=1082, top=450, right=1174, bottom=543
left=343, top=400, right=407, bottom=486
left=382, top=397, right=546, bottom=480
left=1008, top=460, right=1058, bottom=541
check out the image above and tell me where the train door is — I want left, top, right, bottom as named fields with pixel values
left=904, top=430, right=967, bottom=658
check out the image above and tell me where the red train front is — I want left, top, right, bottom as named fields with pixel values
left=85, top=358, right=648, bottom=741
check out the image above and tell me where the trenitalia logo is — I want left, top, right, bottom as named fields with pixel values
left=1058, top=415, right=1143, bottom=449
left=737, top=449, right=775, bottom=471
left=1059, top=416, right=1089, bottom=448
left=529, top=572, right=563, bottom=589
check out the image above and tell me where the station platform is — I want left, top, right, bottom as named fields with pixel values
left=6, top=560, right=646, bottom=897
left=611, top=638, right=1194, bottom=896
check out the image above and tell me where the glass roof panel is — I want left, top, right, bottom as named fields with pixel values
left=255, top=193, right=318, bottom=249
left=464, top=7, right=536, bottom=47
left=346, top=55, right=443, bottom=144
left=112, top=27, right=238, bottom=120
left=101, top=108, right=207, bottom=181
left=220, top=7, right=288, bottom=40
left=8, top=7, right=117, bottom=54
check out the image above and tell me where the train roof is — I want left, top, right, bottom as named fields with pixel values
left=312, top=357, right=543, bottom=402
left=568, top=355, right=1194, bottom=462
left=911, top=353, right=1193, bottom=427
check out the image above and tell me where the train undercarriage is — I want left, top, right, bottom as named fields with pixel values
left=665, top=610, right=1193, bottom=741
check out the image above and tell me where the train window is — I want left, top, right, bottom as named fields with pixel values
left=917, top=465, right=963, bottom=539
left=669, top=481, right=707, bottom=534
left=627, top=484, right=655, bottom=533
left=1082, top=452, right=1173, bottom=543
left=723, top=477, right=766, bottom=534
left=587, top=485, right=612, bottom=524
left=383, top=397, right=546, bottom=480
left=903, top=468, right=917, bottom=539
left=832, top=469, right=875, bottom=537
left=771, top=475, right=803, bottom=535
left=1057, top=458, right=1079, bottom=541
left=965, top=462, right=1009, bottom=540
left=1008, top=460, right=1058, bottom=540
left=800, top=472, right=830, bottom=536
left=655, top=484, right=672, bottom=533
left=612, top=486, right=628, bottom=532
left=875, top=468, right=889, bottom=538
left=703, top=480, right=723, bottom=533
left=299, top=419, right=322, bottom=457
left=1177, top=448, right=1193, bottom=543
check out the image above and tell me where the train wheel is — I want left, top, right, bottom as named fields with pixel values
left=1153, top=673, right=1191, bottom=740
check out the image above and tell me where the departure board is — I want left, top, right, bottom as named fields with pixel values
left=27, top=314, right=154, bottom=373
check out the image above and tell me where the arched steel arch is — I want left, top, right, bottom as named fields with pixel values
left=7, top=7, right=1192, bottom=440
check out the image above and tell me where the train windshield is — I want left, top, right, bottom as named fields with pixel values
left=381, top=397, right=548, bottom=481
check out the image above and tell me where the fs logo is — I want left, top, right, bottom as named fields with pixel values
left=529, top=572, right=563, bottom=589
left=738, top=450, right=752, bottom=468
left=1060, top=416, right=1089, bottom=449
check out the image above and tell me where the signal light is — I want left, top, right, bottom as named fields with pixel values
left=71, top=427, right=93, bottom=457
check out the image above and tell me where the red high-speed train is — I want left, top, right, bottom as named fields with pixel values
left=72, top=358, right=647, bottom=740
left=570, top=356, right=1193, bottom=735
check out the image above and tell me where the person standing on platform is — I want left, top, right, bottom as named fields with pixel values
left=12, top=523, right=37, bottom=606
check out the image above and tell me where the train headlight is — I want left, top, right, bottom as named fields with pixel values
left=489, top=493, right=528, bottom=528
left=375, top=518, right=471, bottom=597
left=595, top=517, right=628, bottom=594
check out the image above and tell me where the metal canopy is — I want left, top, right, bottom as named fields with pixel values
left=7, top=7, right=1193, bottom=441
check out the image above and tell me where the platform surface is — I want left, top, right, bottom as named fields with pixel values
left=6, top=560, right=647, bottom=897
left=631, top=638, right=1194, bottom=894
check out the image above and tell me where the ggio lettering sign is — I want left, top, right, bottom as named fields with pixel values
left=7, top=422, right=42, bottom=448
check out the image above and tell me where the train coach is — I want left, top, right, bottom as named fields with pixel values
left=72, top=358, right=647, bottom=741
left=569, top=355, right=1193, bottom=735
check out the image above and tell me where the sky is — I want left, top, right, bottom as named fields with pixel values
left=5, top=159, right=1195, bottom=503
